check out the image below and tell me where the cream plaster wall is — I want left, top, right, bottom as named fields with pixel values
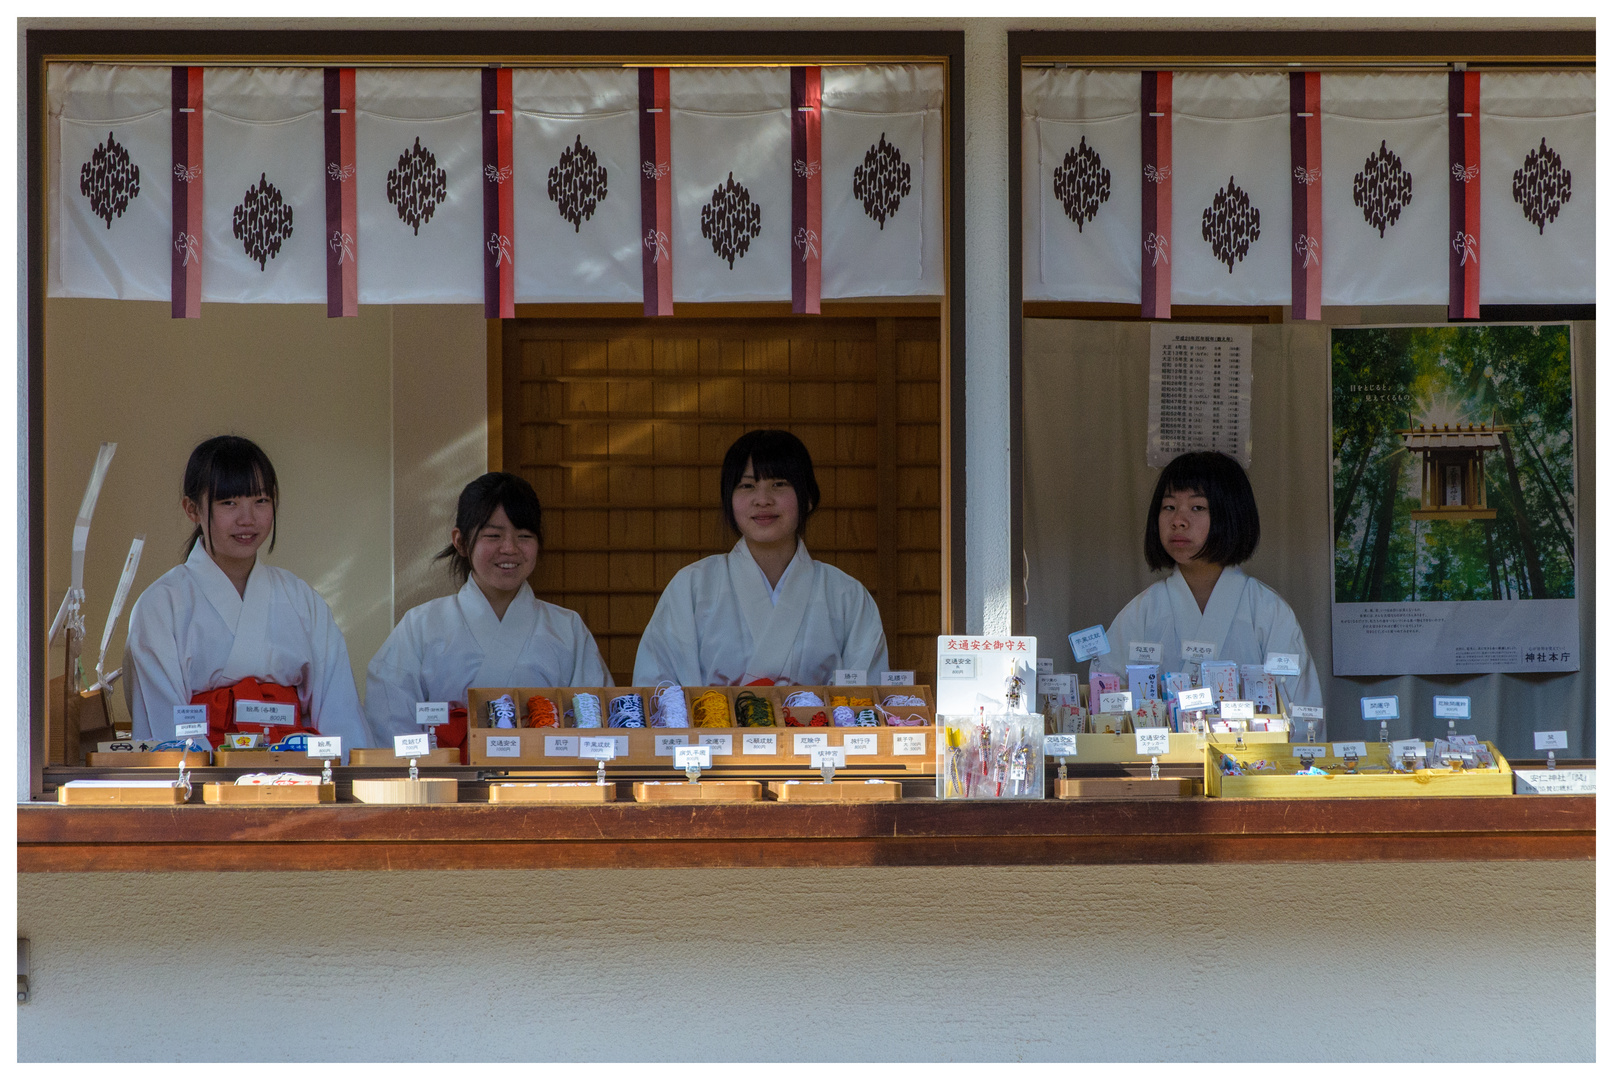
left=16, top=862, right=1595, bottom=1061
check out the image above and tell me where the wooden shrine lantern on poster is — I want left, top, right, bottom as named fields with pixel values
left=1398, top=423, right=1502, bottom=521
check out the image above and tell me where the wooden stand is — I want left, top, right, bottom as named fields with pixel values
left=1054, top=777, right=1194, bottom=800
left=349, top=778, right=459, bottom=805
left=214, top=749, right=331, bottom=767
left=632, top=780, right=764, bottom=804
left=84, top=750, right=202, bottom=768
left=58, top=782, right=191, bottom=806
left=489, top=782, right=617, bottom=804
left=767, top=780, right=902, bottom=803
left=201, top=782, right=335, bottom=805
left=349, top=747, right=462, bottom=767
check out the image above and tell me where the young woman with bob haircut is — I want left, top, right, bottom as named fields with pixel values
left=364, top=472, right=612, bottom=752
left=123, top=435, right=369, bottom=751
left=633, top=429, right=888, bottom=686
left=1090, top=451, right=1322, bottom=717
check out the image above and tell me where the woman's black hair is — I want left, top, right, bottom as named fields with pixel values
left=1143, top=451, right=1260, bottom=571
left=720, top=429, right=821, bottom=536
left=182, top=435, right=278, bottom=558
left=436, top=471, right=545, bottom=584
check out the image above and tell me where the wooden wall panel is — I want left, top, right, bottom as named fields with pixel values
left=505, top=317, right=941, bottom=685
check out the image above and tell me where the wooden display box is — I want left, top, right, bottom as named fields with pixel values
left=488, top=782, right=617, bottom=804
left=201, top=782, right=336, bottom=805
left=766, top=779, right=902, bottom=802
left=1062, top=731, right=1287, bottom=765
left=214, top=749, right=339, bottom=768
left=1205, top=743, right=1513, bottom=798
left=350, top=778, right=459, bottom=804
left=348, top=746, right=462, bottom=767
left=1053, top=776, right=1194, bottom=800
left=84, top=750, right=204, bottom=768
left=632, top=780, right=764, bottom=803
left=58, top=781, right=192, bottom=806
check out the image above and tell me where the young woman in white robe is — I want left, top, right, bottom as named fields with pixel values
left=365, top=472, right=612, bottom=749
left=1091, top=452, right=1324, bottom=727
left=633, top=429, right=889, bottom=687
left=124, top=436, right=369, bottom=751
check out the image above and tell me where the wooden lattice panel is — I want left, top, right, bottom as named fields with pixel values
left=503, top=317, right=941, bottom=685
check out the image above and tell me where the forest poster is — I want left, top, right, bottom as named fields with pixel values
left=1330, top=324, right=1578, bottom=676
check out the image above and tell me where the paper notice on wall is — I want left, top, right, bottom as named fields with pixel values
left=1147, top=323, right=1252, bottom=469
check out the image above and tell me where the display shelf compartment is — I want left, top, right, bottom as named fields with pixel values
left=1069, top=731, right=1287, bottom=764
left=1053, top=777, right=1194, bottom=800
left=350, top=778, right=459, bottom=805
left=201, top=782, right=336, bottom=805
left=349, top=747, right=462, bottom=767
left=57, top=781, right=191, bottom=805
left=766, top=779, right=903, bottom=802
left=488, top=782, right=617, bottom=804
left=83, top=750, right=204, bottom=768
left=1206, top=743, right=1512, bottom=798
left=632, top=780, right=764, bottom=803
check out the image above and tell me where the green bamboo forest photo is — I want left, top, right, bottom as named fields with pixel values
left=1331, top=324, right=1575, bottom=604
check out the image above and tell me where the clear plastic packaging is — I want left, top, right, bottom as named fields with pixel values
left=936, top=712, right=1045, bottom=800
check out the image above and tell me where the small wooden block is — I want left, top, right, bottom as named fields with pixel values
left=1055, top=777, right=1194, bottom=800
left=84, top=750, right=203, bottom=768
left=57, top=784, right=191, bottom=806
left=767, top=780, right=902, bottom=803
left=349, top=747, right=462, bottom=767
left=350, top=778, right=459, bottom=805
left=201, top=782, right=336, bottom=805
left=489, top=782, right=617, bottom=804
left=632, top=780, right=764, bottom=804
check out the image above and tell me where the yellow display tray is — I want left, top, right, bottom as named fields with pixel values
left=1206, top=743, right=1512, bottom=798
left=1061, top=730, right=1288, bottom=765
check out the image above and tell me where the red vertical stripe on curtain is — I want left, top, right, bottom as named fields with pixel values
left=639, top=68, right=673, bottom=316
left=483, top=67, right=515, bottom=319
left=1140, top=71, right=1172, bottom=320
left=324, top=67, right=358, bottom=318
left=1289, top=71, right=1322, bottom=321
left=171, top=66, right=203, bottom=319
left=1449, top=71, right=1481, bottom=318
left=791, top=66, right=822, bottom=315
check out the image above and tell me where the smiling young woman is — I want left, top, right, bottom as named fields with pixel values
left=122, top=435, right=369, bottom=751
left=363, top=472, right=611, bottom=752
left=632, top=429, right=889, bottom=687
left=1090, top=451, right=1322, bottom=715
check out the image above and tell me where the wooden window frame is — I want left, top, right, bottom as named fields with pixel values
left=1006, top=28, right=1596, bottom=634
left=22, top=28, right=967, bottom=799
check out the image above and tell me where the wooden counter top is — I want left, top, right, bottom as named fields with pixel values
left=17, top=795, right=1593, bottom=871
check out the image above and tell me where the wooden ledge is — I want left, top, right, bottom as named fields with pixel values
left=17, top=797, right=1593, bottom=871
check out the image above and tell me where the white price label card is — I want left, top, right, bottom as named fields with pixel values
left=175, top=720, right=210, bottom=738
left=1129, top=641, right=1162, bottom=664
left=1291, top=744, right=1329, bottom=758
left=792, top=732, right=828, bottom=755
left=1220, top=699, right=1255, bottom=720
left=1290, top=704, right=1325, bottom=721
left=833, top=669, right=868, bottom=687
left=236, top=700, right=296, bottom=728
left=578, top=737, right=616, bottom=761
left=1181, top=640, right=1217, bottom=663
left=1098, top=691, right=1133, bottom=714
left=1533, top=730, right=1569, bottom=751
left=1433, top=696, right=1472, bottom=720
left=1036, top=658, right=1055, bottom=676
left=544, top=736, right=578, bottom=757
left=1068, top=625, right=1111, bottom=661
left=742, top=733, right=778, bottom=755
left=843, top=733, right=878, bottom=756
left=1037, top=674, right=1069, bottom=697
left=173, top=705, right=208, bottom=733
left=697, top=733, right=733, bottom=755
left=394, top=733, right=430, bottom=758
left=415, top=702, right=450, bottom=727
left=880, top=670, right=916, bottom=686
left=1361, top=695, right=1399, bottom=720
left=306, top=736, right=341, bottom=759
left=1044, top=734, right=1079, bottom=757
left=486, top=736, right=521, bottom=758
left=810, top=747, right=847, bottom=770
left=673, top=745, right=712, bottom=770
left=892, top=732, right=926, bottom=756
left=939, top=655, right=977, bottom=679
left=654, top=734, right=689, bottom=757
left=1176, top=686, right=1214, bottom=712
left=1332, top=741, right=1368, bottom=758
left=1390, top=739, right=1427, bottom=761
left=1513, top=769, right=1595, bottom=795
left=1264, top=652, right=1301, bottom=677
left=1134, top=727, right=1171, bottom=756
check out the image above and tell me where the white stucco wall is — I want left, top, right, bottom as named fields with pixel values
left=17, top=861, right=1594, bottom=1061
